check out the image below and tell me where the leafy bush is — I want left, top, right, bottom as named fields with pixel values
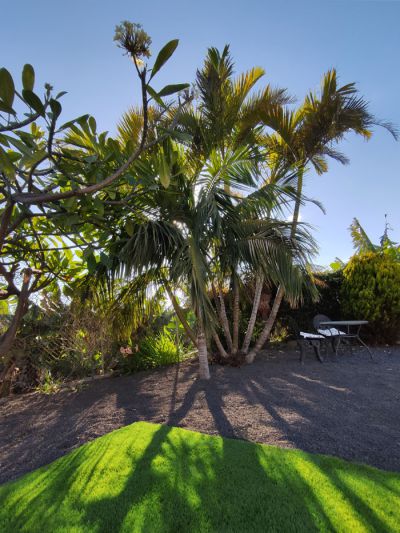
left=277, top=270, right=344, bottom=332
left=117, top=329, right=191, bottom=374
left=341, top=252, right=400, bottom=343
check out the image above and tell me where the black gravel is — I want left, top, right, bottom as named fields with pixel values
left=1, top=345, right=399, bottom=484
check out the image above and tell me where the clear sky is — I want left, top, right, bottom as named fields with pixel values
left=2, top=0, right=399, bottom=266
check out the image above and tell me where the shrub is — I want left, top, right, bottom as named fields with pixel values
left=277, top=270, right=344, bottom=332
left=341, top=252, right=400, bottom=344
left=117, top=329, right=191, bottom=374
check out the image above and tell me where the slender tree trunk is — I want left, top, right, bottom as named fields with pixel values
left=212, top=331, right=228, bottom=359
left=247, top=167, right=304, bottom=363
left=0, top=268, right=32, bottom=357
left=197, top=322, right=210, bottom=380
left=242, top=273, right=263, bottom=354
left=232, top=276, right=240, bottom=355
left=217, top=286, right=233, bottom=352
left=245, top=286, right=284, bottom=363
left=0, top=268, right=32, bottom=397
left=164, top=283, right=198, bottom=347
left=0, top=201, right=14, bottom=253
left=291, top=166, right=304, bottom=233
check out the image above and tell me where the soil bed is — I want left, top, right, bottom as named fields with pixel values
left=1, top=345, right=399, bottom=483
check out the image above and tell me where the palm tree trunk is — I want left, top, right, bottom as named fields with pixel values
left=164, top=282, right=198, bottom=347
left=291, top=166, right=304, bottom=234
left=246, top=166, right=304, bottom=363
left=245, top=286, right=284, bottom=363
left=232, top=276, right=240, bottom=355
left=217, top=286, right=233, bottom=353
left=197, top=322, right=210, bottom=379
left=212, top=331, right=228, bottom=359
left=242, top=273, right=263, bottom=354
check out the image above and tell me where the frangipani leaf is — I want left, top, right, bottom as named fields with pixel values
left=22, top=90, right=45, bottom=116
left=150, top=39, right=179, bottom=79
left=158, top=83, right=189, bottom=97
left=22, top=64, right=35, bottom=91
left=0, top=68, right=15, bottom=107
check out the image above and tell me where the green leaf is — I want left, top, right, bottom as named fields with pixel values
left=6, top=151, right=21, bottom=163
left=88, top=116, right=97, bottom=135
left=0, top=146, right=15, bottom=179
left=159, top=153, right=170, bottom=188
left=150, top=39, right=179, bottom=80
left=125, top=220, right=134, bottom=237
left=7, top=136, right=33, bottom=155
left=22, top=64, right=35, bottom=91
left=93, top=197, right=104, bottom=216
left=59, top=114, right=89, bottom=130
left=22, top=90, right=45, bottom=116
left=49, top=99, right=62, bottom=120
left=100, top=252, right=112, bottom=268
left=63, top=197, right=78, bottom=210
left=0, top=68, right=15, bottom=108
left=86, top=253, right=97, bottom=274
left=0, top=300, right=9, bottom=314
left=146, top=85, right=165, bottom=108
left=169, top=130, right=193, bottom=143
left=56, top=91, right=67, bottom=99
left=0, top=100, right=16, bottom=115
left=21, top=149, right=47, bottom=168
left=158, top=83, right=189, bottom=97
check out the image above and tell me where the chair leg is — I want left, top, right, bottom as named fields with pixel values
left=314, top=342, right=324, bottom=363
left=298, top=341, right=305, bottom=364
left=333, top=337, right=341, bottom=356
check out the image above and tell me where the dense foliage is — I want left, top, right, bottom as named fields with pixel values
left=342, top=252, right=400, bottom=343
left=0, top=20, right=397, bottom=392
left=277, top=270, right=343, bottom=334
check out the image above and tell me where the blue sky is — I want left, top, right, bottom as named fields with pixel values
left=2, top=0, right=399, bottom=266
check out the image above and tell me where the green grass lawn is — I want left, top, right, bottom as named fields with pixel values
left=1, top=422, right=399, bottom=532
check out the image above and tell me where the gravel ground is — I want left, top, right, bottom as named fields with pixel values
left=1, top=345, right=399, bottom=484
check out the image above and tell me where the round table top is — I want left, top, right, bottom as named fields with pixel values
left=319, top=320, right=368, bottom=326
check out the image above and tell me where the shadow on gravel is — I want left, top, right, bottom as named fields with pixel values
left=1, top=347, right=400, bottom=484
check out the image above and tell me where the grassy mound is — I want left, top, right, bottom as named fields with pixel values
left=1, top=421, right=399, bottom=532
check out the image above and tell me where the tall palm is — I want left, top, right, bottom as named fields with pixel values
left=174, top=46, right=313, bottom=358
left=245, top=69, right=398, bottom=362
left=105, top=123, right=314, bottom=378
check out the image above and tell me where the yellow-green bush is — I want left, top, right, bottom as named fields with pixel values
left=342, top=252, right=400, bottom=343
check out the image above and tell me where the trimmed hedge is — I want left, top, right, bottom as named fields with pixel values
left=341, top=252, right=400, bottom=344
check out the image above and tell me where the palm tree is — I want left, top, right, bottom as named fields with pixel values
left=104, top=119, right=314, bottom=378
left=245, top=69, right=398, bottom=363
left=173, top=46, right=316, bottom=360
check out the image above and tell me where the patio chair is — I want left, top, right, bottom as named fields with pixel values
left=313, top=314, right=346, bottom=337
left=313, top=314, right=346, bottom=354
left=288, top=318, right=325, bottom=364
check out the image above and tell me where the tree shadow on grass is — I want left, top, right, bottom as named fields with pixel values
left=1, top=422, right=399, bottom=532
left=62, top=424, right=334, bottom=532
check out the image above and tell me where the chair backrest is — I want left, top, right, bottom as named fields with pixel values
left=313, top=314, right=331, bottom=330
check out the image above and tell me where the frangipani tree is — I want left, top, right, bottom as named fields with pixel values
left=0, top=21, right=190, bottom=392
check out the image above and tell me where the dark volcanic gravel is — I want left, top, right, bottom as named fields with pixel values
left=1, top=345, right=400, bottom=484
